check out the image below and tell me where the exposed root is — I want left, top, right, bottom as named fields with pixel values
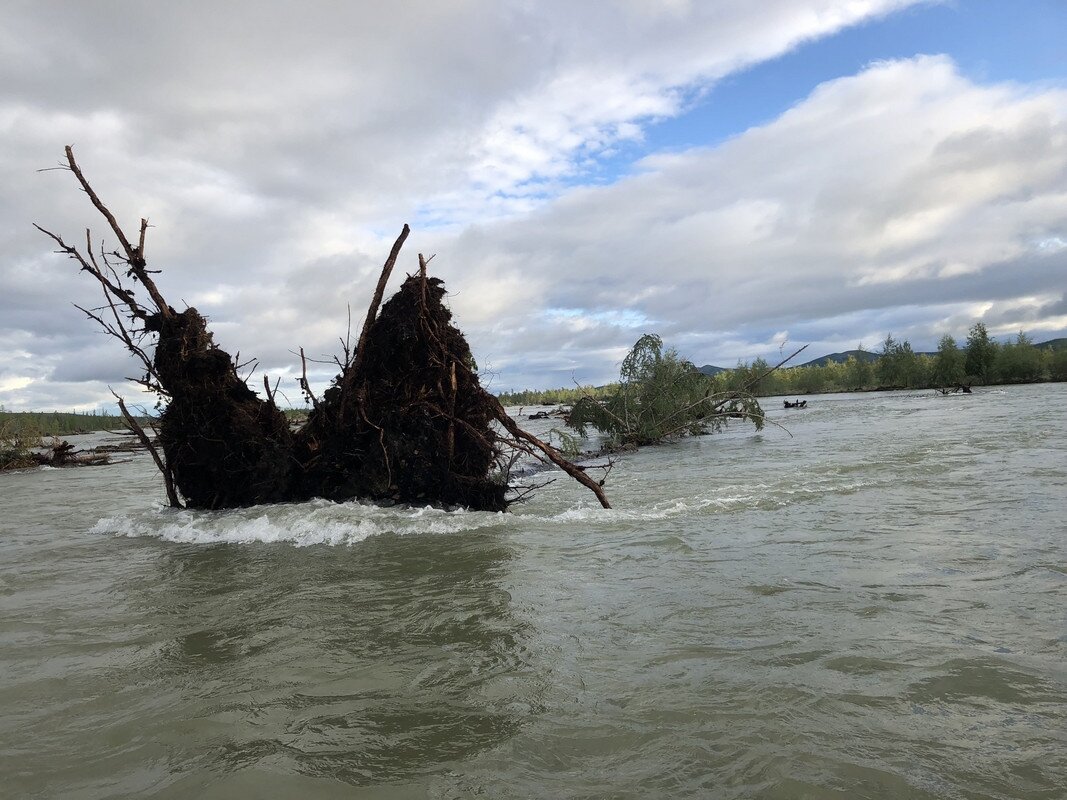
left=40, top=148, right=610, bottom=511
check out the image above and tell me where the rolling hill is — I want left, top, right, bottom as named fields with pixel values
left=796, top=349, right=881, bottom=368
left=697, top=338, right=1065, bottom=376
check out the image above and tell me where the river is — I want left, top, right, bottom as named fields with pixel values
left=1, top=384, right=1064, bottom=799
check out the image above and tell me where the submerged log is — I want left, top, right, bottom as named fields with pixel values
left=39, top=147, right=610, bottom=511
left=935, top=384, right=972, bottom=395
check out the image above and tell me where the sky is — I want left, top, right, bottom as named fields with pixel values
left=2, top=0, right=1065, bottom=410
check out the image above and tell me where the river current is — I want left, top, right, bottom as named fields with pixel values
left=1, top=385, right=1064, bottom=799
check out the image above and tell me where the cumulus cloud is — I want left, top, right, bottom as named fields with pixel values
left=437, top=56, right=1067, bottom=385
left=3, top=1, right=1064, bottom=407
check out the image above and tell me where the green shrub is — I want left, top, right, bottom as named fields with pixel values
left=567, top=334, right=764, bottom=449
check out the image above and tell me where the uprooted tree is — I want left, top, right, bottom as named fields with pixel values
left=38, top=146, right=610, bottom=511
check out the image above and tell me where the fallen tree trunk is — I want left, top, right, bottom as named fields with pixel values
left=0, top=435, right=111, bottom=470
left=36, top=440, right=111, bottom=468
left=39, top=147, right=610, bottom=511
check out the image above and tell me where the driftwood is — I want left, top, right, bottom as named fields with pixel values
left=34, top=440, right=110, bottom=468
left=38, top=147, right=610, bottom=511
left=936, top=384, right=972, bottom=395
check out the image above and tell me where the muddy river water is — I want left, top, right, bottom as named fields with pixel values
left=1, top=385, right=1064, bottom=798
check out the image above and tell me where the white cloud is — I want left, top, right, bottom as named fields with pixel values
left=437, top=56, right=1067, bottom=385
left=4, top=1, right=1065, bottom=406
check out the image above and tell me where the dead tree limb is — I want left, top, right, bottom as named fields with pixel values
left=113, top=390, right=181, bottom=508
left=741, top=343, right=810, bottom=393
left=349, top=224, right=410, bottom=376
left=298, top=347, right=318, bottom=407
left=34, top=224, right=144, bottom=318
left=485, top=393, right=612, bottom=509
left=60, top=145, right=172, bottom=320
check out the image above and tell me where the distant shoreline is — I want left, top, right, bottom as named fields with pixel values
left=497, top=377, right=1064, bottom=407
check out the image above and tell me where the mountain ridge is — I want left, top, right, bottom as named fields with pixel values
left=697, top=339, right=1065, bottom=375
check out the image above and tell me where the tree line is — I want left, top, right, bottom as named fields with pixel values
left=499, top=323, right=1066, bottom=405
left=0, top=408, right=134, bottom=436
left=717, top=323, right=1064, bottom=397
left=497, top=384, right=618, bottom=407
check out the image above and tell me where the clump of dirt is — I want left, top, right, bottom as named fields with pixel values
left=295, top=274, right=508, bottom=510
left=150, top=307, right=295, bottom=508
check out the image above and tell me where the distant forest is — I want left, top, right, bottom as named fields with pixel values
left=498, top=324, right=1067, bottom=405
left=0, top=409, right=134, bottom=437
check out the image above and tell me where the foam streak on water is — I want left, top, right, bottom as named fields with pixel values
left=1, top=385, right=1065, bottom=798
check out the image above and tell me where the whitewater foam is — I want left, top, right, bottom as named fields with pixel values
left=87, top=471, right=881, bottom=546
left=90, top=498, right=507, bottom=546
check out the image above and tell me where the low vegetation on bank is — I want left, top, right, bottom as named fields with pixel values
left=0, top=420, right=43, bottom=470
left=717, top=325, right=1065, bottom=396
left=500, top=323, right=1067, bottom=405
left=498, top=384, right=619, bottom=408
left=0, top=409, right=134, bottom=437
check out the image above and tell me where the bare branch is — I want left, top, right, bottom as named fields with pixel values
left=299, top=347, right=319, bottom=407
left=35, top=223, right=144, bottom=318
left=112, top=390, right=181, bottom=508
left=486, top=392, right=611, bottom=508
left=137, top=218, right=148, bottom=262
left=349, top=224, right=410, bottom=377
left=740, top=343, right=810, bottom=393
left=341, top=303, right=353, bottom=367
left=62, top=145, right=172, bottom=319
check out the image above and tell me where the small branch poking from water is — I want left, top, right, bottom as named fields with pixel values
left=749, top=412, right=793, bottom=438
left=112, top=390, right=181, bottom=508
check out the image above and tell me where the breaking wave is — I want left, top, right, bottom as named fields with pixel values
left=90, top=499, right=509, bottom=546
left=89, top=471, right=879, bottom=546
